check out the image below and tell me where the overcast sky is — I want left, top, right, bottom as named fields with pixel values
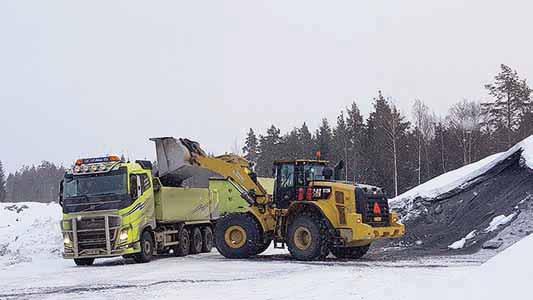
left=2, top=0, right=533, bottom=174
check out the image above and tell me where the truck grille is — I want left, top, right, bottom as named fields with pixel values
left=68, top=215, right=121, bottom=256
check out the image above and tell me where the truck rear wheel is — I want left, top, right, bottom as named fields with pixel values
left=173, top=228, right=190, bottom=256
left=133, top=231, right=154, bottom=263
left=287, top=213, right=329, bottom=261
left=74, top=258, right=95, bottom=266
left=190, top=227, right=203, bottom=254
left=215, top=213, right=261, bottom=259
left=201, top=227, right=213, bottom=253
left=330, top=244, right=370, bottom=259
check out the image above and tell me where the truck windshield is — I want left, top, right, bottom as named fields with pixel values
left=63, top=173, right=127, bottom=198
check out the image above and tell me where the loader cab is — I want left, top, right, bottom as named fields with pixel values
left=272, top=160, right=332, bottom=209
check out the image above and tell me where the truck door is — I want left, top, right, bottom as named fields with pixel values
left=274, top=163, right=295, bottom=209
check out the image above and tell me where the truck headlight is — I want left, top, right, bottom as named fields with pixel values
left=119, top=229, right=129, bottom=243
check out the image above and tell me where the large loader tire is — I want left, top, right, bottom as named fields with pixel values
left=133, top=231, right=154, bottom=263
left=74, top=258, right=95, bottom=266
left=201, top=227, right=213, bottom=253
left=330, top=244, right=370, bottom=259
left=190, top=227, right=203, bottom=254
left=287, top=213, right=330, bottom=261
left=215, top=213, right=262, bottom=259
left=173, top=228, right=190, bottom=257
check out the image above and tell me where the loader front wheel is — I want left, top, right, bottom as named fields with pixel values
left=287, top=214, right=329, bottom=261
left=330, top=244, right=370, bottom=259
left=215, top=213, right=261, bottom=259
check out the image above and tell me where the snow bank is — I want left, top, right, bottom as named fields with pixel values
left=448, top=230, right=477, bottom=250
left=0, top=202, right=63, bottom=266
left=485, top=213, right=516, bottom=232
left=391, top=135, right=533, bottom=208
left=441, top=233, right=533, bottom=300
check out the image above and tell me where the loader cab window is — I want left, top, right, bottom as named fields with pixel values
left=274, top=164, right=295, bottom=209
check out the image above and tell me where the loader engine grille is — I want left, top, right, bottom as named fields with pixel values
left=355, top=186, right=390, bottom=227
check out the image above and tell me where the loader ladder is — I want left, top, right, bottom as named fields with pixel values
left=273, top=209, right=286, bottom=249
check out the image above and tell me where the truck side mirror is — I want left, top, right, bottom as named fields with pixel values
left=58, top=180, right=64, bottom=207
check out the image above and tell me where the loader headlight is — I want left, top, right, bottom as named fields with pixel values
left=119, top=229, right=129, bottom=243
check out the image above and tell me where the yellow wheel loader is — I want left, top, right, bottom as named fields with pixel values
left=152, top=137, right=405, bottom=261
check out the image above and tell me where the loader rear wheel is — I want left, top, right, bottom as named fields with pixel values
left=173, top=228, right=190, bottom=257
left=330, top=244, right=370, bottom=259
left=287, top=213, right=329, bottom=261
left=133, top=231, right=154, bottom=263
left=215, top=213, right=261, bottom=259
left=190, top=227, right=203, bottom=254
left=74, top=258, right=95, bottom=266
left=201, top=227, right=213, bottom=253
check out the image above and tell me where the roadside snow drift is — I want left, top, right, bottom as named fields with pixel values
left=383, top=135, right=533, bottom=257
left=0, top=202, right=62, bottom=266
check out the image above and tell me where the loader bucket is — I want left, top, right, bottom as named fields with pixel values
left=150, top=137, right=204, bottom=182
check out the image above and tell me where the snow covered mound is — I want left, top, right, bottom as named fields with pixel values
left=391, top=135, right=533, bottom=208
left=378, top=135, right=533, bottom=258
left=0, top=202, right=62, bottom=266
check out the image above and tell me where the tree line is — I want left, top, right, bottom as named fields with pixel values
left=243, top=64, right=533, bottom=197
left=0, top=161, right=65, bottom=203
left=0, top=64, right=531, bottom=203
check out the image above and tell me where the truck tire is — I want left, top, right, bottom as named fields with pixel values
left=287, top=213, right=330, bottom=261
left=330, top=244, right=370, bottom=259
left=74, top=258, right=95, bottom=266
left=215, top=213, right=262, bottom=259
left=190, top=227, right=203, bottom=254
left=133, top=231, right=154, bottom=263
left=173, top=228, right=190, bottom=256
left=201, top=227, right=213, bottom=253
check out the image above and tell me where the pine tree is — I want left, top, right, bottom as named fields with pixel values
left=332, top=111, right=349, bottom=180
left=256, top=125, right=282, bottom=176
left=345, top=101, right=365, bottom=182
left=242, top=128, right=259, bottom=164
left=315, top=118, right=333, bottom=160
left=483, top=64, right=532, bottom=149
left=297, top=122, right=314, bottom=159
left=0, top=160, right=6, bottom=202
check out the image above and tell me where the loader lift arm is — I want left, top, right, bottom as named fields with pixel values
left=150, top=137, right=269, bottom=206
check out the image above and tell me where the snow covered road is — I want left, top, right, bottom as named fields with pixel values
left=0, top=248, right=475, bottom=300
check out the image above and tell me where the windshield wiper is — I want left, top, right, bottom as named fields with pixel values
left=91, top=192, right=119, bottom=197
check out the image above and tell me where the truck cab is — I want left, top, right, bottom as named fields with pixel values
left=60, top=156, right=156, bottom=265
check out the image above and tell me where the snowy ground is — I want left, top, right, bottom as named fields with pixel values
left=0, top=246, right=479, bottom=300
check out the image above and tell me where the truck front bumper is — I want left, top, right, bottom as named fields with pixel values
left=61, top=214, right=138, bottom=259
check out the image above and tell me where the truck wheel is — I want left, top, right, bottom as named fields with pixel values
left=174, top=228, right=190, bottom=256
left=287, top=213, right=329, bottom=261
left=190, top=227, right=203, bottom=254
left=74, top=258, right=95, bottom=266
left=133, top=231, right=154, bottom=263
left=201, top=227, right=213, bottom=253
left=215, top=213, right=262, bottom=259
left=331, top=244, right=370, bottom=259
